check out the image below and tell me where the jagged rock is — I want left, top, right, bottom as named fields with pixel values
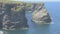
left=0, top=1, right=51, bottom=30
left=0, top=3, right=28, bottom=30
left=32, top=7, right=51, bottom=24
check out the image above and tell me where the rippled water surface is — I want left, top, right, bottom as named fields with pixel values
left=0, top=2, right=60, bottom=34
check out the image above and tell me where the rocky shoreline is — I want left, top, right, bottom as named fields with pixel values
left=0, top=1, right=51, bottom=30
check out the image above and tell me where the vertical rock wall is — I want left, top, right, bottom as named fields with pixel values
left=32, top=4, right=51, bottom=24
left=0, top=2, right=51, bottom=30
left=0, top=3, right=28, bottom=30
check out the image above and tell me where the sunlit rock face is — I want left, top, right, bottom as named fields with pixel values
left=32, top=6, right=51, bottom=24
left=0, top=1, right=51, bottom=30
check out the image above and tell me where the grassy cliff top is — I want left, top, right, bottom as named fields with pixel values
left=0, top=0, right=24, bottom=4
left=0, top=0, right=44, bottom=12
left=0, top=0, right=43, bottom=4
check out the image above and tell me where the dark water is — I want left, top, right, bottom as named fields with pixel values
left=0, top=2, right=60, bottom=34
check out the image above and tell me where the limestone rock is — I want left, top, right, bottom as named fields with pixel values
left=0, top=3, right=28, bottom=30
left=0, top=1, right=51, bottom=30
left=32, top=8, right=51, bottom=24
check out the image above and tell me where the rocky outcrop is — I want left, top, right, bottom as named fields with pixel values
left=32, top=7, right=51, bottom=24
left=0, top=3, right=28, bottom=30
left=0, top=1, right=51, bottom=30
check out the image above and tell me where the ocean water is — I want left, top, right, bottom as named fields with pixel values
left=0, top=2, right=60, bottom=34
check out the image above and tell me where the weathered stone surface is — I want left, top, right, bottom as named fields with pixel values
left=0, top=3, right=28, bottom=30
left=0, top=1, right=51, bottom=30
left=32, top=7, right=51, bottom=24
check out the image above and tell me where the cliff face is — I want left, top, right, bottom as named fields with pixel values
left=0, top=1, right=51, bottom=30
left=32, top=3, right=51, bottom=24
left=0, top=3, right=28, bottom=30
left=32, top=8, right=51, bottom=24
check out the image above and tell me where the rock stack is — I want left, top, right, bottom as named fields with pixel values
left=32, top=3, right=51, bottom=24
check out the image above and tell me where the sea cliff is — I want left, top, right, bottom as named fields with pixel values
left=0, top=1, right=51, bottom=30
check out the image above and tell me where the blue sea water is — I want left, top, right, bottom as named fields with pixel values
left=25, top=2, right=60, bottom=34
left=0, top=2, right=60, bottom=34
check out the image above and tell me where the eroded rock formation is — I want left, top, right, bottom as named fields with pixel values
left=0, top=1, right=51, bottom=30
left=0, top=2, right=28, bottom=30
left=32, top=5, right=51, bottom=24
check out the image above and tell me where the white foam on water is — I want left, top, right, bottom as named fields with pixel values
left=0, top=31, right=4, bottom=34
left=50, top=22, right=54, bottom=24
left=0, top=31, right=8, bottom=34
left=50, top=17, right=54, bottom=24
